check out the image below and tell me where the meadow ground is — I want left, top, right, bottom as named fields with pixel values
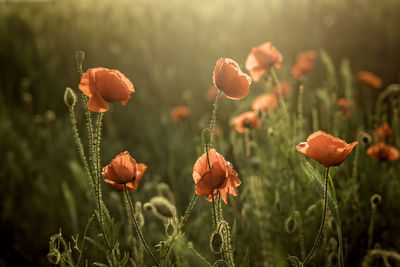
left=1, top=0, right=400, bottom=266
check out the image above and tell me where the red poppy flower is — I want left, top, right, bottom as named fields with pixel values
left=291, top=50, right=317, bottom=80
left=336, top=98, right=354, bottom=118
left=296, top=131, right=358, bottom=167
left=213, top=58, right=251, bottom=100
left=79, top=67, right=134, bottom=112
left=245, top=42, right=283, bottom=82
left=367, top=143, right=399, bottom=161
left=357, top=71, right=382, bottom=89
left=193, top=149, right=241, bottom=204
left=171, top=106, right=191, bottom=122
left=231, top=111, right=261, bottom=133
left=251, top=94, right=278, bottom=112
left=102, top=151, right=147, bottom=192
left=374, top=123, right=393, bottom=142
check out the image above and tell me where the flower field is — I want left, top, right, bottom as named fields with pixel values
left=1, top=0, right=400, bottom=266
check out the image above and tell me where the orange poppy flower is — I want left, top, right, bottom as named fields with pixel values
left=367, top=143, right=399, bottom=161
left=193, top=148, right=241, bottom=204
left=291, top=50, right=317, bottom=80
left=213, top=58, right=251, bottom=100
left=336, top=98, right=354, bottom=118
left=374, top=123, right=393, bottom=142
left=102, top=151, right=147, bottom=192
left=171, top=106, right=191, bottom=122
left=296, top=130, right=358, bottom=167
left=245, top=42, right=283, bottom=82
left=79, top=67, right=135, bottom=112
left=273, top=82, right=292, bottom=97
left=206, top=85, right=219, bottom=102
left=232, top=111, right=261, bottom=133
left=357, top=71, right=382, bottom=89
left=251, top=94, right=278, bottom=112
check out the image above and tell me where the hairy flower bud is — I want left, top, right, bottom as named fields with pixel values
left=64, top=87, right=77, bottom=107
left=209, top=231, right=223, bottom=254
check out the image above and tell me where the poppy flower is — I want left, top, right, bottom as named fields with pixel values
left=102, top=151, right=147, bottom=192
left=79, top=67, right=134, bottom=112
left=206, top=85, right=220, bottom=102
left=357, top=71, right=382, bottom=89
left=367, top=143, right=399, bottom=161
left=336, top=98, right=354, bottom=118
left=171, top=106, right=191, bottom=122
left=273, top=82, right=292, bottom=97
left=291, top=50, right=317, bottom=80
left=251, top=94, right=278, bottom=112
left=193, top=149, right=241, bottom=204
left=296, top=130, right=358, bottom=167
left=374, top=123, right=393, bottom=142
left=213, top=58, right=251, bottom=100
left=245, top=42, right=283, bottom=82
left=232, top=111, right=261, bottom=133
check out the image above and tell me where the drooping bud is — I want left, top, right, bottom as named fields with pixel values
left=209, top=231, right=223, bottom=254
left=64, top=87, right=77, bottom=107
left=147, top=197, right=176, bottom=220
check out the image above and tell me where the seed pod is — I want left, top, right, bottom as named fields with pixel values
left=209, top=231, right=223, bottom=254
left=202, top=128, right=212, bottom=145
left=64, top=87, right=77, bottom=107
left=149, top=197, right=176, bottom=220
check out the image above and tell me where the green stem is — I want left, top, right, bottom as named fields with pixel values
left=303, top=167, right=330, bottom=266
left=180, top=193, right=197, bottom=230
left=209, top=90, right=222, bottom=143
left=211, top=191, right=217, bottom=228
left=93, top=113, right=110, bottom=251
left=124, top=185, right=160, bottom=267
left=68, top=106, right=94, bottom=194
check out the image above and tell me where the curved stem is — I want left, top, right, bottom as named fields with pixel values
left=303, top=167, right=330, bottom=266
left=124, top=185, right=160, bottom=267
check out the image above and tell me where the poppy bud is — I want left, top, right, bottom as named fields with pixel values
left=75, top=50, right=85, bottom=65
left=209, top=231, right=223, bottom=254
left=148, top=197, right=176, bottom=220
left=370, top=194, right=382, bottom=208
left=64, top=87, right=77, bottom=107
left=202, top=128, right=212, bottom=145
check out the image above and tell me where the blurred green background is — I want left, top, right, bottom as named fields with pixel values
left=1, top=0, right=400, bottom=266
